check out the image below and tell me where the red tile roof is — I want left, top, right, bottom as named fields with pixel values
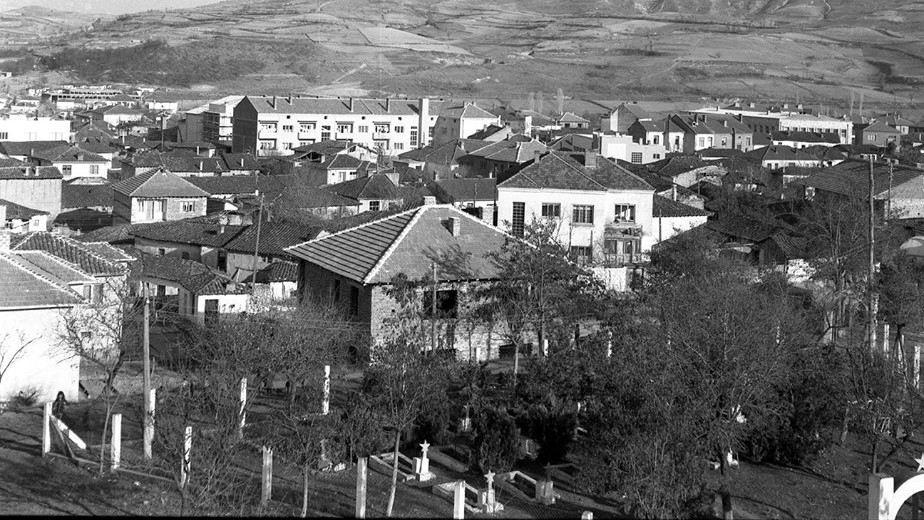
left=111, top=168, right=210, bottom=198
left=499, top=152, right=653, bottom=192
left=10, top=232, right=127, bottom=276
left=0, top=198, right=48, bottom=219
left=0, top=251, right=82, bottom=308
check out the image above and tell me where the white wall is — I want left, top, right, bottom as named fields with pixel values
left=652, top=215, right=708, bottom=242
left=0, top=115, right=70, bottom=141
left=0, top=307, right=80, bottom=402
left=599, top=134, right=666, bottom=164
left=55, top=160, right=109, bottom=181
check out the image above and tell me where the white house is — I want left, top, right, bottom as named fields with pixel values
left=0, top=199, right=48, bottom=232
left=496, top=151, right=656, bottom=265
left=651, top=195, right=710, bottom=242
left=431, top=103, right=501, bottom=147
left=0, top=114, right=70, bottom=142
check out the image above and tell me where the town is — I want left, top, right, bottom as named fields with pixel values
left=2, top=7, right=924, bottom=519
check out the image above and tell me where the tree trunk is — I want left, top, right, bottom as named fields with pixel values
left=720, top=455, right=734, bottom=520
left=512, top=342, right=519, bottom=389
left=386, top=430, right=401, bottom=517
left=871, top=437, right=880, bottom=473
left=99, top=393, right=113, bottom=476
left=301, top=464, right=309, bottom=518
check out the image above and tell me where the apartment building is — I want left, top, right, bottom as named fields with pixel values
left=231, top=96, right=440, bottom=156
left=0, top=114, right=70, bottom=142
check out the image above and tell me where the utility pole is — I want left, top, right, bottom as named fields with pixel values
left=250, top=191, right=264, bottom=292
left=869, top=156, right=877, bottom=351
left=142, top=284, right=152, bottom=459
left=431, top=262, right=437, bottom=353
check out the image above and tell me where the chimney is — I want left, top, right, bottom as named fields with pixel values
left=533, top=149, right=543, bottom=163
left=287, top=94, right=292, bottom=104
left=418, top=97, right=430, bottom=147
left=240, top=157, right=244, bottom=167
left=349, top=97, right=354, bottom=112
left=423, top=195, right=437, bottom=205
left=446, top=216, right=461, bottom=236
left=198, top=160, right=204, bottom=171
left=385, top=98, right=391, bottom=112
left=196, top=145, right=200, bottom=155
left=749, top=102, right=755, bottom=108
left=583, top=151, right=597, bottom=168
left=722, top=120, right=727, bottom=127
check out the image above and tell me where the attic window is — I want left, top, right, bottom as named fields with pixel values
left=424, top=290, right=458, bottom=319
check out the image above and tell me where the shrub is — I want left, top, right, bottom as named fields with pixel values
left=520, top=404, right=577, bottom=464
left=472, top=405, right=520, bottom=473
left=12, top=387, right=39, bottom=408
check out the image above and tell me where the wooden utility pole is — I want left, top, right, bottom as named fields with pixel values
left=431, top=262, right=437, bottom=353
left=250, top=192, right=264, bottom=292
left=143, top=285, right=152, bottom=459
left=869, top=156, right=877, bottom=351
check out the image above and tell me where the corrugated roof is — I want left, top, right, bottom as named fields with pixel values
left=286, top=205, right=509, bottom=284
left=0, top=251, right=82, bottom=308
left=10, top=232, right=127, bottom=276
left=111, top=168, right=210, bottom=198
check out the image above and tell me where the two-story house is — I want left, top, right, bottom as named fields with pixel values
left=496, top=151, right=655, bottom=265
left=431, top=102, right=501, bottom=148
left=111, top=168, right=209, bottom=224
left=324, top=174, right=404, bottom=212
left=30, top=144, right=109, bottom=181
left=0, top=164, right=63, bottom=220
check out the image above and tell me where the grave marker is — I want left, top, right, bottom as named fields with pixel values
left=453, top=480, right=465, bottom=519
left=111, top=413, right=122, bottom=471
left=321, top=365, right=331, bottom=415
left=261, top=446, right=273, bottom=507
left=356, top=457, right=367, bottom=519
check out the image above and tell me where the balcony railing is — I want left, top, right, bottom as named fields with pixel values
left=605, top=222, right=643, bottom=237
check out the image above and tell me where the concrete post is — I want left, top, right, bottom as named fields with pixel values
left=356, top=457, right=368, bottom=519
left=321, top=365, right=330, bottom=415
left=180, top=426, right=192, bottom=489
left=42, top=402, right=51, bottom=457
left=239, top=378, right=247, bottom=440
left=542, top=339, right=548, bottom=357
left=869, top=473, right=893, bottom=520
left=453, top=480, right=465, bottom=520
left=883, top=323, right=891, bottom=356
left=261, top=445, right=273, bottom=507
left=144, top=388, right=155, bottom=460
left=111, top=413, right=122, bottom=471
left=915, top=343, right=921, bottom=390
left=581, top=512, right=593, bottom=520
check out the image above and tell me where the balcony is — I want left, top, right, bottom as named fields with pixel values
left=605, top=221, right=643, bottom=238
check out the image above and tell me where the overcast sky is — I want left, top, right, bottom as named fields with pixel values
left=4, top=0, right=221, bottom=15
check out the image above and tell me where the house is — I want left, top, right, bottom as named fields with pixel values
left=265, top=185, right=361, bottom=220
left=746, top=145, right=829, bottom=170
left=637, top=155, right=727, bottom=188
left=0, top=164, right=63, bottom=220
left=76, top=105, right=146, bottom=127
left=467, top=124, right=514, bottom=142
left=242, top=260, right=298, bottom=302
left=431, top=102, right=501, bottom=147
left=801, top=159, right=924, bottom=219
left=104, top=93, right=139, bottom=108
left=859, top=121, right=901, bottom=150
left=302, top=154, right=378, bottom=186
left=290, top=140, right=379, bottom=163
left=324, top=174, right=404, bottom=212
left=120, top=150, right=260, bottom=179
left=778, top=113, right=853, bottom=144
left=129, top=219, right=247, bottom=272
left=556, top=112, right=590, bottom=130
left=881, top=114, right=914, bottom=135
left=496, top=151, right=655, bottom=264
left=111, top=168, right=209, bottom=224
left=58, top=180, right=113, bottom=232
left=72, top=120, right=117, bottom=143
left=186, top=174, right=283, bottom=201
left=30, top=144, right=109, bottom=181
left=0, top=233, right=85, bottom=402
left=692, top=103, right=853, bottom=144
left=223, top=220, right=326, bottom=282
left=0, top=114, right=70, bottom=141
left=651, top=195, right=710, bottom=242
left=705, top=218, right=807, bottom=269
left=455, top=138, right=548, bottom=179
left=429, top=178, right=497, bottom=224
left=9, top=231, right=129, bottom=286
left=181, top=95, right=245, bottom=145
left=143, top=94, right=179, bottom=114
left=395, top=139, right=492, bottom=181
left=0, top=140, right=70, bottom=161
left=601, top=102, right=652, bottom=134
left=627, top=116, right=689, bottom=153
left=594, top=134, right=665, bottom=165
left=137, top=253, right=251, bottom=322
left=232, top=96, right=441, bottom=156
left=285, top=204, right=513, bottom=361
left=675, top=114, right=755, bottom=153
left=771, top=131, right=841, bottom=149
left=0, top=198, right=48, bottom=232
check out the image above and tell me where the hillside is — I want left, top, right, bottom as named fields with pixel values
left=3, top=0, right=924, bottom=107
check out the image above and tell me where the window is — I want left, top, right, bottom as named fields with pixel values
left=374, top=123, right=389, bottom=133
left=721, top=137, right=728, bottom=146
left=358, top=125, right=369, bottom=133
left=259, top=122, right=277, bottom=132
left=62, top=165, right=72, bottom=176
left=541, top=203, right=561, bottom=218
left=653, top=153, right=661, bottom=159
left=410, top=127, right=418, bottom=144
left=282, top=142, right=293, bottom=150
left=139, top=199, right=165, bottom=220
left=337, top=123, right=353, bottom=134
left=157, top=248, right=165, bottom=256
left=204, top=299, right=219, bottom=326
left=424, top=289, right=458, bottom=319
left=373, top=139, right=388, bottom=151
left=698, top=137, right=705, bottom=147
left=428, top=127, right=434, bottom=138
left=182, top=201, right=194, bottom=212
left=630, top=152, right=642, bottom=164
left=90, top=165, right=100, bottom=175
left=332, top=279, right=341, bottom=301
left=282, top=124, right=294, bottom=132
left=298, top=140, right=314, bottom=146
left=394, top=126, right=404, bottom=133
left=299, top=121, right=316, bottom=132
left=615, top=204, right=636, bottom=222
left=570, top=246, right=593, bottom=264
left=369, top=200, right=381, bottom=211
left=0, top=132, right=6, bottom=139
left=349, top=286, right=359, bottom=316
left=512, top=201, right=525, bottom=237
left=181, top=251, right=190, bottom=260
left=321, top=126, right=331, bottom=141
left=259, top=140, right=276, bottom=151
left=653, top=135, right=659, bottom=145
left=393, top=142, right=404, bottom=151
left=573, top=205, right=594, bottom=224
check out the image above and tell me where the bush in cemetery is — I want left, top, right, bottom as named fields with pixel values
left=472, top=405, right=520, bottom=473
left=339, top=396, right=389, bottom=462
left=520, top=403, right=577, bottom=464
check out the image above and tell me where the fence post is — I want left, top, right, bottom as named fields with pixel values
left=239, top=378, right=247, bottom=440
left=356, top=457, right=368, bottom=519
left=261, top=445, right=273, bottom=507
left=111, top=413, right=122, bottom=471
left=321, top=365, right=330, bottom=415
left=453, top=480, right=465, bottom=520
left=180, top=426, right=192, bottom=489
left=42, top=402, right=51, bottom=457
left=144, top=388, right=155, bottom=460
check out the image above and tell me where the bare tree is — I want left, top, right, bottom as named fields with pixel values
left=0, top=331, right=37, bottom=395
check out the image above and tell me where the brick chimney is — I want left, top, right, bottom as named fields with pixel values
left=583, top=151, right=597, bottom=168
left=445, top=216, right=461, bottom=236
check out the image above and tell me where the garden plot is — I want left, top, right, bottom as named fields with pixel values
left=358, top=26, right=470, bottom=55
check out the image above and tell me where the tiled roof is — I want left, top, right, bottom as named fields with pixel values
left=467, top=125, right=508, bottom=140
left=75, top=136, right=116, bottom=154
left=439, top=103, right=497, bottom=120
left=698, top=147, right=745, bottom=159
left=138, top=253, right=238, bottom=294
left=34, top=144, right=107, bottom=163
left=0, top=140, right=69, bottom=157
left=746, top=145, right=818, bottom=162
left=129, top=151, right=260, bottom=173
left=270, top=185, right=361, bottom=210
left=863, top=121, right=900, bottom=134
left=187, top=175, right=281, bottom=196
left=466, top=139, right=547, bottom=163
left=325, top=174, right=402, bottom=201
left=499, top=152, right=653, bottom=192
left=615, top=103, right=651, bottom=120
left=245, top=260, right=298, bottom=283
left=517, top=109, right=556, bottom=126
left=653, top=196, right=711, bottom=218
left=0, top=251, right=82, bottom=308
left=0, top=157, right=25, bottom=167
left=286, top=205, right=510, bottom=284
left=131, top=220, right=247, bottom=248
left=74, top=224, right=136, bottom=244
left=78, top=241, right=136, bottom=262
left=62, top=181, right=113, bottom=209
left=14, top=250, right=96, bottom=284
left=10, top=231, right=127, bottom=276
left=801, top=159, right=924, bottom=198
left=398, top=139, right=472, bottom=164
left=225, top=220, right=325, bottom=257
left=0, top=198, right=48, bottom=219
left=111, top=168, right=210, bottom=198
left=0, top=165, right=62, bottom=180
left=644, top=155, right=713, bottom=176
left=431, top=178, right=496, bottom=203
left=245, top=95, right=430, bottom=116
left=557, top=112, right=590, bottom=124
left=706, top=217, right=784, bottom=243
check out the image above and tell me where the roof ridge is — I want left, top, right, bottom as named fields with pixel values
left=363, top=206, right=429, bottom=284
left=284, top=205, right=424, bottom=253
left=31, top=232, right=124, bottom=273
left=0, top=251, right=82, bottom=300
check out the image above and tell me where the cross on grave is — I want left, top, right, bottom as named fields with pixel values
left=480, top=470, right=503, bottom=513
left=485, top=470, right=495, bottom=492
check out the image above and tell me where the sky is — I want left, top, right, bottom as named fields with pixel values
left=3, top=0, right=222, bottom=15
